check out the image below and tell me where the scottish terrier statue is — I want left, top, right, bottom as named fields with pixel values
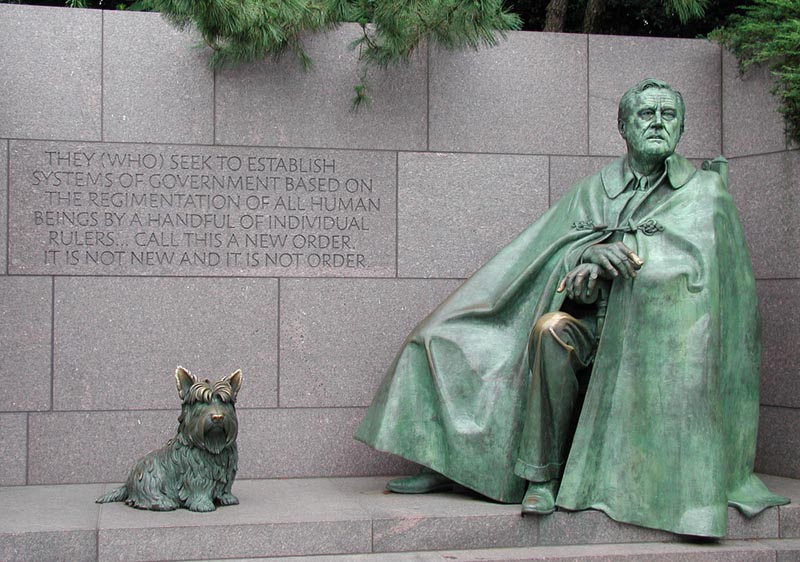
left=96, top=366, right=241, bottom=512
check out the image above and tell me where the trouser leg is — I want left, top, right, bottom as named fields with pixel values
left=514, top=311, right=597, bottom=482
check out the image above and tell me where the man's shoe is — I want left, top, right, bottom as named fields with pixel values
left=520, top=480, right=558, bottom=515
left=386, top=471, right=454, bottom=494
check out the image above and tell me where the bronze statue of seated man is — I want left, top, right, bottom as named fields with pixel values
left=356, top=78, right=788, bottom=537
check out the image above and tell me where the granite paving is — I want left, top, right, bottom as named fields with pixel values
left=0, top=476, right=796, bottom=561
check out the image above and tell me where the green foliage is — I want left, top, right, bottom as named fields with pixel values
left=662, top=0, right=709, bottom=24
left=352, top=0, right=520, bottom=67
left=52, top=0, right=518, bottom=107
left=151, top=0, right=344, bottom=70
left=48, top=0, right=749, bottom=110
left=0, top=0, right=153, bottom=9
left=710, top=0, right=800, bottom=144
left=117, top=0, right=156, bottom=9
left=503, top=0, right=739, bottom=37
left=149, top=0, right=519, bottom=108
left=349, top=0, right=520, bottom=107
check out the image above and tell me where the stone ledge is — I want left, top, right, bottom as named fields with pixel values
left=193, top=540, right=798, bottom=561
left=0, top=475, right=797, bottom=562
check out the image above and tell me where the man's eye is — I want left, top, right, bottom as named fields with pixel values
left=639, top=110, right=654, bottom=118
left=662, top=112, right=676, bottom=120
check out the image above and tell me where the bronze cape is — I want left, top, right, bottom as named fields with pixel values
left=355, top=154, right=788, bottom=537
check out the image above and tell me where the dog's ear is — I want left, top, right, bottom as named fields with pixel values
left=175, top=366, right=196, bottom=400
left=224, top=369, right=242, bottom=399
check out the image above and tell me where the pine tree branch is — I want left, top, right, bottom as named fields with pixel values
left=710, top=0, right=800, bottom=144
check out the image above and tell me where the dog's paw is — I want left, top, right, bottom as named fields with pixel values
left=151, top=501, right=179, bottom=511
left=186, top=498, right=216, bottom=512
left=126, top=497, right=179, bottom=511
left=217, top=493, right=239, bottom=506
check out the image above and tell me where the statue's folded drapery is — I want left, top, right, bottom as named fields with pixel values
left=355, top=153, right=788, bottom=537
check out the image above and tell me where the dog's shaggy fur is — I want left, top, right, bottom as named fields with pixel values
left=96, top=367, right=241, bottom=512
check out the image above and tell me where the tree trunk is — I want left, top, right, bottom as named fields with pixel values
left=582, top=0, right=608, bottom=33
left=543, top=0, right=569, bottom=32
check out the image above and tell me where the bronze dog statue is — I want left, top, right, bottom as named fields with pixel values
left=97, top=367, right=241, bottom=511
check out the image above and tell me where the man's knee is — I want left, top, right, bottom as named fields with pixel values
left=532, top=311, right=574, bottom=341
left=530, top=311, right=596, bottom=369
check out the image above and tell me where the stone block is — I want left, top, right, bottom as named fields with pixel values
left=53, top=277, right=278, bottom=410
left=0, top=483, right=103, bottom=562
left=334, top=476, right=537, bottom=553
left=28, top=410, right=176, bottom=485
left=588, top=36, right=721, bottom=159
left=755, top=406, right=800, bottom=479
left=783, top=506, right=800, bottom=539
left=97, top=479, right=371, bottom=561
left=0, top=414, right=27, bottom=486
left=0, top=476, right=794, bottom=561
left=0, top=276, right=52, bottom=411
left=766, top=539, right=800, bottom=562
left=1, top=140, right=7, bottom=274
left=722, top=50, right=787, bottom=158
left=280, top=278, right=461, bottom=407
left=429, top=32, right=588, bottom=155
left=103, top=11, right=214, bottom=144
left=550, top=156, right=618, bottom=203
left=463, top=542, right=774, bottom=562
left=0, top=5, right=101, bottom=141
left=373, top=512, right=534, bottom=553
left=538, top=509, right=674, bottom=546
left=728, top=152, right=800, bottom=279
left=248, top=541, right=779, bottom=562
left=8, top=141, right=395, bottom=277
left=215, top=24, right=426, bottom=151
left=758, top=474, right=800, bottom=504
left=727, top=506, right=779, bottom=539
left=1, top=532, right=97, bottom=562
left=212, top=541, right=781, bottom=562
left=29, top=408, right=411, bottom=484
left=757, top=280, right=800, bottom=408
left=237, top=408, right=414, bottom=479
left=758, top=475, right=800, bottom=538
left=398, top=152, right=549, bottom=278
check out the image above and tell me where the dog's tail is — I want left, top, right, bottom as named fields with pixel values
left=96, top=485, right=128, bottom=504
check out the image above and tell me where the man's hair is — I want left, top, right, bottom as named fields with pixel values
left=618, top=78, right=685, bottom=133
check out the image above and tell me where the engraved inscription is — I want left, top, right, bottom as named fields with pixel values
left=10, top=142, right=395, bottom=277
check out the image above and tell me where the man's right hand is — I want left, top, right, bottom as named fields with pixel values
left=580, top=242, right=644, bottom=279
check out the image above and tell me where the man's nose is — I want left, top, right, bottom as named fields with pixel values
left=653, top=111, right=663, bottom=125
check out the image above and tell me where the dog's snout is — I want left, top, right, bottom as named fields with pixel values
left=211, top=414, right=224, bottom=422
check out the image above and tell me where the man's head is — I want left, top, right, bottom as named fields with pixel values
left=618, top=79, right=684, bottom=167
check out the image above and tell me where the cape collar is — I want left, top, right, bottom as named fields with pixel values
left=600, top=153, right=696, bottom=199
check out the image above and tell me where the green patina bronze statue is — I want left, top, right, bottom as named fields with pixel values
left=356, top=78, right=789, bottom=537
left=96, top=367, right=241, bottom=512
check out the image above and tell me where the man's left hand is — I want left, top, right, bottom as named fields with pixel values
left=557, top=263, right=606, bottom=304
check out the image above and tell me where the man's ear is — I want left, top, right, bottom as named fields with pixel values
left=175, top=366, right=196, bottom=400
left=618, top=119, right=627, bottom=138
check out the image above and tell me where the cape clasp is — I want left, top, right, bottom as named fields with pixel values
left=572, top=218, right=664, bottom=236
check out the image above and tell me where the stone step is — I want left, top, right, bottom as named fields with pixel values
left=193, top=540, right=800, bottom=561
left=0, top=475, right=797, bottom=562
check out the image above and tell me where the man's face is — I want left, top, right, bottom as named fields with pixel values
left=619, top=88, right=683, bottom=163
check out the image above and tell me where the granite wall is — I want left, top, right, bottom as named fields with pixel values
left=0, top=3, right=797, bottom=486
